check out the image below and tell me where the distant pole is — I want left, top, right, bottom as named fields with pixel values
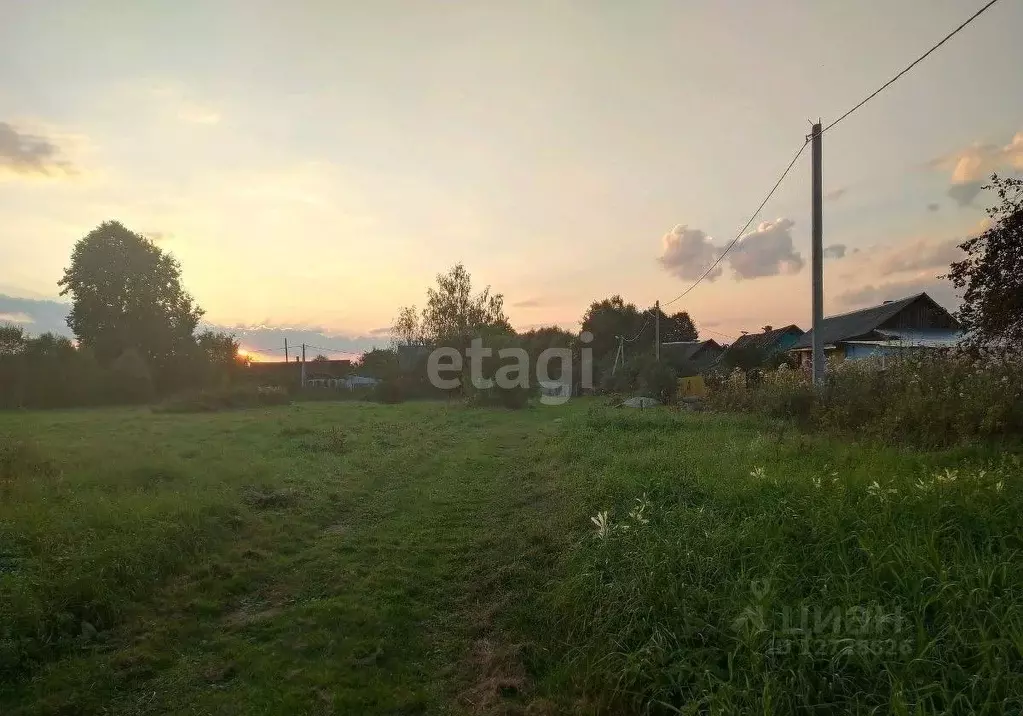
left=654, top=300, right=660, bottom=362
left=811, top=121, right=825, bottom=386
left=611, top=336, right=623, bottom=376
left=301, top=343, right=307, bottom=388
left=284, top=337, right=289, bottom=362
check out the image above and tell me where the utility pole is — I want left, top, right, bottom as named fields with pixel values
left=611, top=336, right=624, bottom=376
left=810, top=121, right=825, bottom=386
left=300, top=343, right=307, bottom=388
left=654, top=300, right=660, bottom=362
left=284, top=337, right=289, bottom=363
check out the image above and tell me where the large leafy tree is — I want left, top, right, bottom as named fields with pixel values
left=580, top=295, right=644, bottom=363
left=58, top=221, right=204, bottom=383
left=656, top=308, right=699, bottom=343
left=948, top=175, right=1023, bottom=347
left=398, top=263, right=511, bottom=347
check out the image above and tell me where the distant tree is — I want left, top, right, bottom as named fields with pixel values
left=658, top=309, right=699, bottom=343
left=196, top=330, right=240, bottom=366
left=0, top=325, right=27, bottom=407
left=195, top=330, right=241, bottom=385
left=312, top=354, right=329, bottom=362
left=392, top=305, right=425, bottom=348
left=0, top=324, right=26, bottom=355
left=58, top=221, right=204, bottom=388
left=357, top=347, right=399, bottom=379
left=399, top=264, right=511, bottom=348
left=721, top=343, right=767, bottom=374
left=520, top=325, right=577, bottom=381
left=18, top=333, right=105, bottom=408
left=108, top=347, right=155, bottom=403
left=580, top=295, right=644, bottom=364
left=948, top=174, right=1023, bottom=347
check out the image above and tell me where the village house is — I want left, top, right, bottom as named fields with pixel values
left=725, top=324, right=804, bottom=360
left=661, top=339, right=724, bottom=376
left=788, top=292, right=962, bottom=366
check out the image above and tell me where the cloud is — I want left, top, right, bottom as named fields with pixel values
left=947, top=180, right=984, bottom=207
left=0, top=294, right=389, bottom=358
left=0, top=295, right=71, bottom=335
left=927, top=202, right=940, bottom=212
left=930, top=130, right=1023, bottom=207
left=878, top=238, right=963, bottom=277
left=367, top=326, right=393, bottom=336
left=836, top=276, right=960, bottom=312
left=511, top=298, right=543, bottom=308
left=824, top=187, right=847, bottom=201
left=224, top=324, right=388, bottom=359
left=0, top=122, right=75, bottom=179
left=658, top=219, right=804, bottom=282
left=658, top=225, right=722, bottom=282
left=0, top=312, right=33, bottom=324
left=729, top=218, right=803, bottom=279
left=823, top=244, right=847, bottom=260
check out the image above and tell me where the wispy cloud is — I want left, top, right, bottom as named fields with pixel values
left=0, top=312, right=33, bottom=324
left=0, top=122, right=76, bottom=179
left=823, top=244, right=847, bottom=260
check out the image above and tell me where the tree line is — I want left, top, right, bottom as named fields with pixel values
left=1, top=175, right=1018, bottom=409
left=1, top=222, right=242, bottom=408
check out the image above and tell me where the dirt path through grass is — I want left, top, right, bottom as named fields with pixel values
left=1, top=402, right=576, bottom=714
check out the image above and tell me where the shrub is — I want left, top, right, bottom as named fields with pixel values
left=154, top=385, right=290, bottom=413
left=372, top=379, right=407, bottom=404
left=708, top=349, right=1023, bottom=446
left=108, top=349, right=156, bottom=404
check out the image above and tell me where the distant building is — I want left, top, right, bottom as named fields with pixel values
left=726, top=324, right=804, bottom=359
left=788, top=292, right=961, bottom=366
left=343, top=375, right=380, bottom=390
left=660, top=339, right=724, bottom=376
left=247, top=358, right=352, bottom=388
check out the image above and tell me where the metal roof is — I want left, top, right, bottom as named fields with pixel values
left=661, top=339, right=721, bottom=362
left=727, top=324, right=803, bottom=354
left=789, top=293, right=952, bottom=350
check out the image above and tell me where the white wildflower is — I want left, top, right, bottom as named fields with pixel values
left=591, top=510, right=612, bottom=539
left=628, top=494, right=651, bottom=525
left=935, top=468, right=959, bottom=484
left=750, top=466, right=766, bottom=480
left=867, top=480, right=897, bottom=501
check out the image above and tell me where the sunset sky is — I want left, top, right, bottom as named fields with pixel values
left=2, top=0, right=1021, bottom=356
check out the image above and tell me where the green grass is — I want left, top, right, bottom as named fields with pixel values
left=1, top=400, right=1021, bottom=714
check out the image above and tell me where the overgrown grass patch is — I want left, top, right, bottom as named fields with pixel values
left=0, top=401, right=1021, bottom=714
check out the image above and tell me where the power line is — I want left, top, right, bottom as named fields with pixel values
left=822, top=0, right=1003, bottom=135
left=662, top=139, right=809, bottom=309
left=699, top=325, right=737, bottom=341
left=622, top=307, right=657, bottom=343
left=242, top=345, right=286, bottom=355
left=657, top=1, right=1001, bottom=313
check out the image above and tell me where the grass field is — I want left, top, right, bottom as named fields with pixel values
left=1, top=400, right=1021, bottom=714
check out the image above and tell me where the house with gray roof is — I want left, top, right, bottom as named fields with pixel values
left=661, top=339, right=724, bottom=376
left=788, top=292, right=961, bottom=366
